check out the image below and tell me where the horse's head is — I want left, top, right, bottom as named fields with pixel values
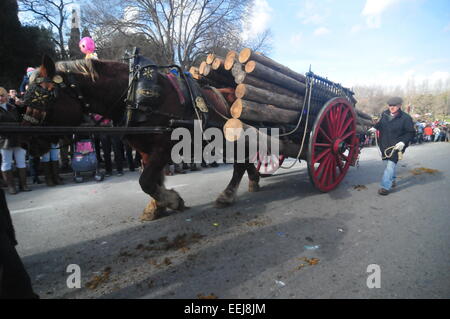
left=22, top=55, right=129, bottom=128
left=21, top=55, right=129, bottom=156
left=23, top=55, right=85, bottom=127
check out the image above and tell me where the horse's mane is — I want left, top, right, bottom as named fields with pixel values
left=56, top=59, right=99, bottom=82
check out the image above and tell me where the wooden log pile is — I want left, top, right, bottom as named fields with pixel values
left=192, top=48, right=373, bottom=149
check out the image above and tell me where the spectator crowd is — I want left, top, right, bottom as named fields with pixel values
left=360, top=120, right=449, bottom=147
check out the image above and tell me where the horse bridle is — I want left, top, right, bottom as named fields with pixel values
left=23, top=71, right=91, bottom=125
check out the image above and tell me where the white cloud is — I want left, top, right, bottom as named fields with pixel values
left=297, top=0, right=331, bottom=25
left=361, top=0, right=401, bottom=28
left=388, top=56, right=415, bottom=65
left=425, top=58, right=449, bottom=65
left=290, top=33, right=303, bottom=47
left=242, top=0, right=273, bottom=41
left=350, top=24, right=363, bottom=33
left=313, top=27, right=330, bottom=36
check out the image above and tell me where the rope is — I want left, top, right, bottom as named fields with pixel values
left=279, top=76, right=314, bottom=169
left=374, top=133, right=403, bottom=160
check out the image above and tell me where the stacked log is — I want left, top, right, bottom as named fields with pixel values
left=192, top=48, right=373, bottom=145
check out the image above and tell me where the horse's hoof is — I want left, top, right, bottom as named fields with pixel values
left=163, top=190, right=187, bottom=212
left=248, top=181, right=260, bottom=193
left=140, top=200, right=166, bottom=221
left=214, top=191, right=235, bottom=208
left=214, top=200, right=231, bottom=209
left=171, top=198, right=187, bottom=212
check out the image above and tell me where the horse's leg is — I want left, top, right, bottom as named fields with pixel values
left=139, top=150, right=187, bottom=221
left=215, top=163, right=247, bottom=208
left=246, top=163, right=261, bottom=193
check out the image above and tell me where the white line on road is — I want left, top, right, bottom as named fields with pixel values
left=11, top=205, right=54, bottom=215
left=167, top=184, right=189, bottom=189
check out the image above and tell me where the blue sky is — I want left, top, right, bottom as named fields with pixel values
left=245, top=0, right=450, bottom=88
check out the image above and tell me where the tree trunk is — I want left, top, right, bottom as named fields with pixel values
left=234, top=73, right=303, bottom=99
left=245, top=61, right=307, bottom=95
left=206, top=53, right=218, bottom=65
left=356, top=109, right=372, bottom=121
left=203, top=69, right=235, bottom=87
left=189, top=66, right=201, bottom=80
left=235, top=84, right=304, bottom=111
left=212, top=57, right=224, bottom=70
left=224, top=50, right=238, bottom=71
left=239, top=48, right=306, bottom=83
left=231, top=62, right=245, bottom=79
left=199, top=61, right=208, bottom=75
left=231, top=99, right=300, bottom=124
left=357, top=116, right=373, bottom=127
left=202, top=63, right=212, bottom=76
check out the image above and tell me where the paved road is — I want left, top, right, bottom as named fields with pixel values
left=8, top=142, right=450, bottom=299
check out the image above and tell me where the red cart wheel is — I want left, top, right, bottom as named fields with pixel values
left=307, top=97, right=358, bottom=192
left=255, top=153, right=285, bottom=177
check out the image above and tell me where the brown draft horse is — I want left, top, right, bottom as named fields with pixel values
left=22, top=56, right=261, bottom=220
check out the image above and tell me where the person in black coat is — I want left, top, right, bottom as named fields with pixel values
left=0, top=188, right=38, bottom=298
left=370, top=97, right=415, bottom=195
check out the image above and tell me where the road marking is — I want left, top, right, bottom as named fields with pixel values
left=11, top=205, right=53, bottom=215
left=168, top=184, right=189, bottom=189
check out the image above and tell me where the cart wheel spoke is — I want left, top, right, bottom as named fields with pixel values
left=341, top=131, right=354, bottom=142
left=325, top=113, right=336, bottom=138
left=315, top=148, right=331, bottom=163
left=314, top=143, right=332, bottom=148
left=338, top=117, right=353, bottom=137
left=314, top=154, right=330, bottom=178
left=319, top=127, right=333, bottom=143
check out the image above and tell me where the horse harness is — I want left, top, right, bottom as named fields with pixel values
left=124, top=49, right=209, bottom=129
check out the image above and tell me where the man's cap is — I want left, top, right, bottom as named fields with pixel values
left=387, top=96, right=403, bottom=106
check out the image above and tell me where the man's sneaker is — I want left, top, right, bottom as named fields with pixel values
left=378, top=188, right=389, bottom=196
left=117, top=171, right=124, bottom=176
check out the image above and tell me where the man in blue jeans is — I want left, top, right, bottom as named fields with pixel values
left=369, top=97, right=415, bottom=195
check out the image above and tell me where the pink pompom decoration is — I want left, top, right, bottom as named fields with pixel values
left=79, top=37, right=96, bottom=54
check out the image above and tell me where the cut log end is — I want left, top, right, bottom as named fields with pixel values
left=206, top=53, right=216, bottom=65
left=203, top=64, right=212, bottom=76
left=230, top=99, right=243, bottom=119
left=239, top=48, right=252, bottom=64
left=235, top=84, right=246, bottom=99
left=189, top=67, right=201, bottom=80
left=199, top=61, right=207, bottom=75
left=245, top=60, right=256, bottom=73
left=223, top=118, right=244, bottom=142
left=212, top=58, right=223, bottom=70
left=224, top=51, right=238, bottom=71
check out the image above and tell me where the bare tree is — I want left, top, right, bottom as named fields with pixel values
left=19, top=0, right=73, bottom=59
left=82, top=0, right=271, bottom=68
